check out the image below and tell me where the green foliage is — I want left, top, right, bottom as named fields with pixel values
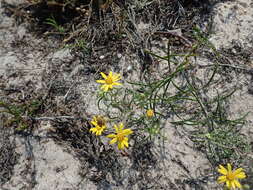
left=96, top=27, right=250, bottom=167
left=0, top=99, right=42, bottom=131
left=45, top=17, right=65, bottom=33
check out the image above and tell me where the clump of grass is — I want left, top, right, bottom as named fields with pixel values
left=0, top=98, right=42, bottom=131
left=45, top=16, right=65, bottom=33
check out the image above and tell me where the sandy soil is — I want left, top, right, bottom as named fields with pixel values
left=0, top=0, right=253, bottom=189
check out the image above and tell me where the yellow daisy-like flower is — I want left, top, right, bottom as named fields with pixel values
left=107, top=123, right=133, bottom=150
left=96, top=71, right=121, bottom=92
left=146, top=109, right=154, bottom=118
left=217, top=164, right=246, bottom=189
left=90, top=116, right=107, bottom=136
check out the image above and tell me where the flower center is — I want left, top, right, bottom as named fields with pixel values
left=227, top=172, right=235, bottom=181
left=117, top=132, right=125, bottom=142
left=105, top=76, right=113, bottom=84
left=147, top=109, right=154, bottom=117
left=97, top=117, right=106, bottom=127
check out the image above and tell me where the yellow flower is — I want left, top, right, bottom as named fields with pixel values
left=90, top=116, right=107, bottom=136
left=146, top=109, right=154, bottom=118
left=217, top=164, right=246, bottom=189
left=96, top=71, right=121, bottom=92
left=107, top=123, right=133, bottom=150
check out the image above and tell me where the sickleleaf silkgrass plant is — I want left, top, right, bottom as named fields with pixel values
left=140, top=31, right=251, bottom=187
left=88, top=28, right=251, bottom=187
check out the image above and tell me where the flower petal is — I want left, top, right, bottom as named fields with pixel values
left=107, top=84, right=113, bottom=90
left=123, top=138, right=129, bottom=148
left=218, top=165, right=228, bottom=175
left=217, top=176, right=227, bottom=183
left=109, top=138, right=117, bottom=145
left=234, top=180, right=242, bottom=188
left=227, top=163, right=232, bottom=173
left=226, top=180, right=231, bottom=189
left=236, top=172, right=246, bottom=179
left=112, top=82, right=121, bottom=86
left=109, top=71, right=113, bottom=78
left=96, top=80, right=106, bottom=84
left=231, top=180, right=236, bottom=189
left=122, top=129, right=133, bottom=136
left=107, top=134, right=116, bottom=138
left=234, top=168, right=243, bottom=175
left=101, top=72, right=107, bottom=79
left=118, top=142, right=124, bottom=150
left=101, top=84, right=109, bottom=92
left=96, top=130, right=101, bottom=136
left=112, top=74, right=121, bottom=81
left=119, top=123, right=124, bottom=131
left=90, top=128, right=97, bottom=133
left=91, top=121, right=97, bottom=126
left=114, top=125, right=119, bottom=133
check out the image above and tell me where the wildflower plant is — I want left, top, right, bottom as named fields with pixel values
left=107, top=123, right=133, bottom=150
left=96, top=72, right=163, bottom=140
left=90, top=115, right=107, bottom=136
left=91, top=70, right=164, bottom=150
left=96, top=71, right=121, bottom=92
left=146, top=109, right=154, bottom=118
left=88, top=71, right=133, bottom=150
left=217, top=164, right=246, bottom=189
